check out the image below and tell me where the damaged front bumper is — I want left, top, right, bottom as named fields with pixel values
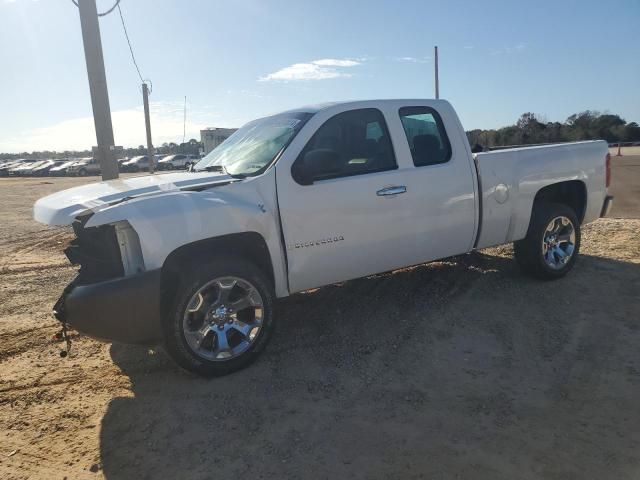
left=54, top=270, right=164, bottom=345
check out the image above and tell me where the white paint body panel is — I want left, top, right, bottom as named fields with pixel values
left=474, top=140, right=608, bottom=248
left=33, top=171, right=237, bottom=225
left=33, top=100, right=609, bottom=299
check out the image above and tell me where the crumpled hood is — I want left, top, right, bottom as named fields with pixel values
left=34, top=171, right=234, bottom=225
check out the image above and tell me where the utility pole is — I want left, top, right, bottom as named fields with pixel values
left=78, top=0, right=119, bottom=180
left=434, top=45, right=440, bottom=99
left=142, top=82, right=155, bottom=173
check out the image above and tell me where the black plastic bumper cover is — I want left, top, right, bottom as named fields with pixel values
left=54, top=269, right=163, bottom=345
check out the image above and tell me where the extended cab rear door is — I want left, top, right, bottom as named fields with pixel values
left=388, top=101, right=478, bottom=259
left=275, top=101, right=477, bottom=293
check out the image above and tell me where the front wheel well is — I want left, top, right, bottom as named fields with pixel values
left=160, top=232, right=274, bottom=312
left=533, top=180, right=587, bottom=223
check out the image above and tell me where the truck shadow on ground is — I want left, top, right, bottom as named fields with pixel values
left=100, top=251, right=640, bottom=480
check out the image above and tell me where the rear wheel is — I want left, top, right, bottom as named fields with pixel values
left=78, top=168, right=88, bottom=176
left=164, top=256, right=274, bottom=376
left=514, top=203, right=580, bottom=280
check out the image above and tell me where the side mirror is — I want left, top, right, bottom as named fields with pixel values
left=292, top=149, right=340, bottom=185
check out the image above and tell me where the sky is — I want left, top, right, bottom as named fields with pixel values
left=0, top=0, right=638, bottom=153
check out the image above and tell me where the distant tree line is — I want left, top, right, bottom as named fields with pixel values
left=467, top=111, right=640, bottom=150
left=0, top=139, right=203, bottom=161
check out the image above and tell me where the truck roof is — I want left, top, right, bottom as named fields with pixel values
left=281, top=98, right=446, bottom=115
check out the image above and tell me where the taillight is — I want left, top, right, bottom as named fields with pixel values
left=605, top=152, right=611, bottom=188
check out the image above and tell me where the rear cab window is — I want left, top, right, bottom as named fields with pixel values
left=399, top=106, right=452, bottom=167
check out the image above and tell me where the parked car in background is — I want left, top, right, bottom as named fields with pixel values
left=120, top=155, right=150, bottom=172
left=31, top=160, right=58, bottom=176
left=157, top=154, right=198, bottom=170
left=46, top=160, right=70, bottom=175
left=3, top=159, right=31, bottom=174
left=0, top=159, right=27, bottom=176
left=10, top=160, right=47, bottom=175
left=49, top=160, right=79, bottom=176
left=67, top=157, right=101, bottom=176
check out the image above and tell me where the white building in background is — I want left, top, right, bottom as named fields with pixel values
left=200, top=127, right=237, bottom=155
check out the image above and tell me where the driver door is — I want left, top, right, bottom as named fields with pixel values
left=276, top=107, right=418, bottom=293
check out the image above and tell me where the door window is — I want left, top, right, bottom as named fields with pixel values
left=293, top=108, right=396, bottom=183
left=399, top=107, right=451, bottom=166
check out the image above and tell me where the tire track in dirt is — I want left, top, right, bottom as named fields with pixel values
left=0, top=262, right=72, bottom=275
left=0, top=437, right=101, bottom=479
left=0, top=373, right=86, bottom=396
left=10, top=230, right=72, bottom=256
left=0, top=326, right=58, bottom=363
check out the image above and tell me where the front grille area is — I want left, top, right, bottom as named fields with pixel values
left=65, top=218, right=124, bottom=284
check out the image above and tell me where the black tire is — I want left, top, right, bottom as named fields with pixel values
left=514, top=202, right=581, bottom=280
left=78, top=168, right=88, bottom=176
left=164, top=256, right=274, bottom=376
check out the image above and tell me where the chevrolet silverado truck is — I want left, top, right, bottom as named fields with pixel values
left=34, top=100, right=613, bottom=376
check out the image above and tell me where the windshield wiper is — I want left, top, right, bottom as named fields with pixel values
left=199, top=165, right=224, bottom=173
left=195, top=164, right=246, bottom=179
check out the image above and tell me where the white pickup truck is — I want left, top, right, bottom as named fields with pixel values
left=34, top=100, right=613, bottom=376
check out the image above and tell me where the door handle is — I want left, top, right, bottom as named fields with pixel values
left=377, top=185, right=407, bottom=196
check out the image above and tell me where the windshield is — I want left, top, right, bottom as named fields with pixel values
left=194, top=111, right=313, bottom=176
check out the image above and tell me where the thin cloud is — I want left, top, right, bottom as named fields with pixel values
left=463, top=45, right=475, bottom=50
left=312, top=58, right=360, bottom=67
left=491, top=44, right=526, bottom=55
left=395, top=56, right=431, bottom=64
left=259, top=58, right=362, bottom=82
left=0, top=102, right=220, bottom=153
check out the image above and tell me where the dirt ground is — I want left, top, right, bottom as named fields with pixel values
left=1, top=171, right=639, bottom=480
left=608, top=153, right=640, bottom=218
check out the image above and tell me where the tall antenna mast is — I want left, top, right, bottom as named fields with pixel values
left=434, top=45, right=440, bottom=99
left=182, top=96, right=187, bottom=144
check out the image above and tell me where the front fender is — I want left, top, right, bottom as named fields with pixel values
left=84, top=185, right=288, bottom=296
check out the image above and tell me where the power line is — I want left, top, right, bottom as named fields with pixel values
left=116, top=3, right=145, bottom=85
left=70, top=1, right=148, bottom=87
left=70, top=0, right=120, bottom=17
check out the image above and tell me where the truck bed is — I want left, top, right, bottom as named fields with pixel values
left=474, top=140, right=609, bottom=249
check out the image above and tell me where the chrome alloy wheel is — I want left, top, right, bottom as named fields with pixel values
left=542, top=216, right=576, bottom=270
left=182, top=276, right=264, bottom=361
